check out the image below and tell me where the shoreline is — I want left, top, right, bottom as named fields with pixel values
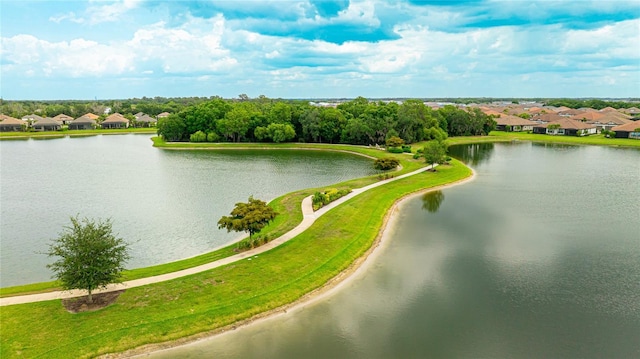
left=115, top=167, right=477, bottom=358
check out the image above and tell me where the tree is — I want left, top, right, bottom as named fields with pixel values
left=157, top=115, right=186, bottom=141
left=423, top=140, right=447, bottom=170
left=386, top=136, right=405, bottom=148
left=218, top=196, right=278, bottom=239
left=47, top=216, right=130, bottom=304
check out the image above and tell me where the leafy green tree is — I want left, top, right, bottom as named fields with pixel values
left=341, top=117, right=372, bottom=145
left=46, top=216, right=130, bottom=304
left=268, top=102, right=293, bottom=124
left=386, top=136, right=405, bottom=148
left=300, top=108, right=322, bottom=142
left=319, top=108, right=346, bottom=143
left=267, top=123, right=296, bottom=143
left=157, top=115, right=187, bottom=141
left=218, top=107, right=251, bottom=142
left=218, top=196, right=278, bottom=239
left=423, top=140, right=448, bottom=170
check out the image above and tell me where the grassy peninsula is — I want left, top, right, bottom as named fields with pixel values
left=0, top=141, right=471, bottom=358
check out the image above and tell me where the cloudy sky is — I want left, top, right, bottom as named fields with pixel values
left=1, top=0, right=639, bottom=100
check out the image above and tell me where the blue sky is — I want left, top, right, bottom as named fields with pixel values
left=1, top=0, right=639, bottom=100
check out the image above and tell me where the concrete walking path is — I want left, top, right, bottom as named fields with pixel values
left=0, top=165, right=433, bottom=306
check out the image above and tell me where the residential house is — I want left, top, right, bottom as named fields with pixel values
left=494, top=114, right=535, bottom=132
left=68, top=116, right=97, bottom=130
left=21, top=114, right=44, bottom=126
left=101, top=113, right=129, bottom=129
left=531, top=113, right=564, bottom=124
left=52, top=114, right=74, bottom=125
left=532, top=118, right=597, bottom=136
left=82, top=113, right=100, bottom=120
left=556, top=108, right=583, bottom=117
left=0, top=114, right=26, bottom=132
left=612, top=121, right=640, bottom=139
left=134, top=114, right=157, bottom=127
left=584, top=112, right=632, bottom=132
left=32, top=117, right=62, bottom=131
left=156, top=112, right=170, bottom=119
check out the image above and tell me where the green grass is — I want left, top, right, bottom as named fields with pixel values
left=0, top=160, right=471, bottom=359
left=412, top=131, right=640, bottom=149
left=0, top=127, right=157, bottom=139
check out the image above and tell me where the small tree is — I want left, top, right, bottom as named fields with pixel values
left=423, top=140, right=447, bottom=171
left=47, top=216, right=130, bottom=304
left=386, top=136, right=405, bottom=148
left=218, top=196, right=278, bottom=239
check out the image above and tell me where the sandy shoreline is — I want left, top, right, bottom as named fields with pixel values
left=110, top=167, right=476, bottom=359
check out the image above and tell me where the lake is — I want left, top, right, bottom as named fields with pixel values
left=0, top=135, right=377, bottom=287
left=146, top=142, right=640, bottom=359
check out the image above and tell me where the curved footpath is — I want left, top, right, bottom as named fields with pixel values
left=0, top=165, right=434, bottom=307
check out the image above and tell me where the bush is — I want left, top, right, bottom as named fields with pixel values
left=413, top=153, right=421, bottom=159
left=387, top=147, right=404, bottom=153
left=402, top=145, right=412, bottom=153
left=312, top=188, right=352, bottom=211
left=190, top=130, right=207, bottom=142
left=374, top=157, right=400, bottom=170
left=206, top=131, right=220, bottom=142
left=235, top=234, right=272, bottom=251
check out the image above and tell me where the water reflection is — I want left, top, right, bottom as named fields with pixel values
left=421, top=190, right=444, bottom=213
left=448, top=142, right=494, bottom=165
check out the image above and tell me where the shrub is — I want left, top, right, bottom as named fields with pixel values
left=235, top=234, right=272, bottom=251
left=402, top=145, right=412, bottom=153
left=206, top=131, right=220, bottom=142
left=374, top=157, right=400, bottom=170
left=190, top=130, right=207, bottom=142
left=312, top=188, right=352, bottom=211
left=387, top=147, right=404, bottom=153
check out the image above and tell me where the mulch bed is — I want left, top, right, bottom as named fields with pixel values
left=62, top=290, right=125, bottom=313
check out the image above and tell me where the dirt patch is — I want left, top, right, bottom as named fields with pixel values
left=62, top=290, right=125, bottom=313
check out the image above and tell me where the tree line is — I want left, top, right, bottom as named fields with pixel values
left=157, top=96, right=497, bottom=144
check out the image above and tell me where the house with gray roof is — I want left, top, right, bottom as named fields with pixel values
left=134, top=114, right=157, bottom=127
left=32, top=117, right=62, bottom=131
left=68, top=116, right=97, bottom=130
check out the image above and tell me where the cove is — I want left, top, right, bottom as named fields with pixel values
left=145, top=142, right=640, bottom=359
left=0, top=134, right=377, bottom=287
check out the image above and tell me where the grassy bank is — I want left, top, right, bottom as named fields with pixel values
left=486, top=131, right=639, bottom=147
left=0, top=159, right=471, bottom=358
left=0, top=140, right=421, bottom=297
left=0, top=127, right=157, bottom=139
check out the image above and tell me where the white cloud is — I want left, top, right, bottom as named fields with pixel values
left=49, top=12, right=85, bottom=24
left=87, top=0, right=142, bottom=24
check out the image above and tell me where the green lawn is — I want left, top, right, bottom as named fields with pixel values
left=0, top=159, right=471, bottom=359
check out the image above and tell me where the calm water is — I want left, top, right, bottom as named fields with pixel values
left=148, top=142, right=640, bottom=359
left=0, top=135, right=376, bottom=287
